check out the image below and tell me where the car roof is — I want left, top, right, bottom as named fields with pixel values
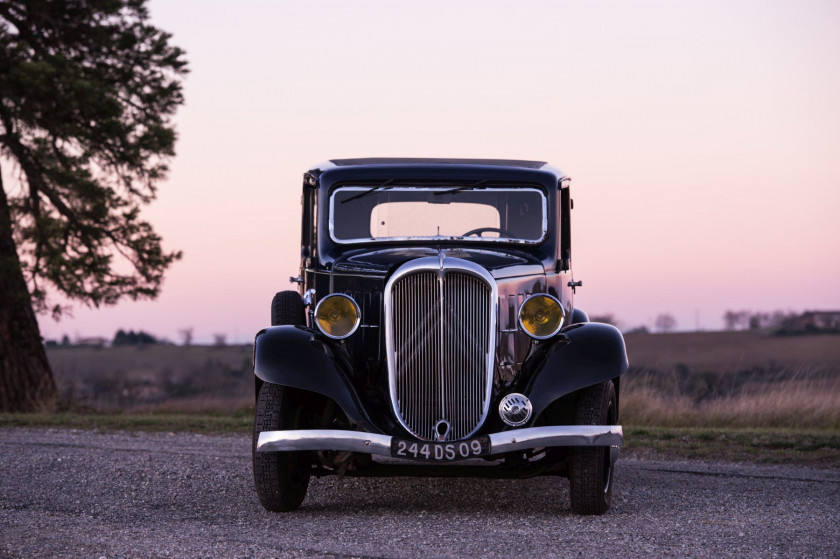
left=325, top=157, right=548, bottom=169
left=310, top=158, right=567, bottom=183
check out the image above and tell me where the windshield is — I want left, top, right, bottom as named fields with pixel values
left=330, top=185, right=546, bottom=244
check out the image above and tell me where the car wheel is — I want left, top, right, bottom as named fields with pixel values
left=271, top=290, right=305, bottom=326
left=569, top=380, right=617, bottom=515
left=253, top=382, right=312, bottom=512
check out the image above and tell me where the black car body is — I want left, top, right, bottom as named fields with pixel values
left=253, top=158, right=628, bottom=514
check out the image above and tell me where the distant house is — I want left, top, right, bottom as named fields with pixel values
left=783, top=311, right=840, bottom=332
left=74, top=337, right=109, bottom=348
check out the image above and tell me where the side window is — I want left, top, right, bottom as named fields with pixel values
left=560, top=186, right=572, bottom=270
left=300, top=178, right=317, bottom=264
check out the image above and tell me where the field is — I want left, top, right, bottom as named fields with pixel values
left=622, top=331, right=840, bottom=429
left=48, top=344, right=254, bottom=414
left=41, top=330, right=840, bottom=433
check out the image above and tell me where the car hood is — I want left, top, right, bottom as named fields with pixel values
left=332, top=247, right=545, bottom=279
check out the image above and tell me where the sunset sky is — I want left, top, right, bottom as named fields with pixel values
left=35, top=0, right=840, bottom=343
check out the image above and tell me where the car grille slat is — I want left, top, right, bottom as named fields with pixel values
left=389, top=266, right=493, bottom=441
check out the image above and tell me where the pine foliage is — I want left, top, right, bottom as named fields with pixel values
left=0, top=0, right=188, bottom=316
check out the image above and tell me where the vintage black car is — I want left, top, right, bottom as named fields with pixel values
left=252, top=158, right=628, bottom=515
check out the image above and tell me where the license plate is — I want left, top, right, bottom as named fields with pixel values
left=390, top=436, right=491, bottom=462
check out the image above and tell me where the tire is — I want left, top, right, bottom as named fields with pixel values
left=569, top=380, right=618, bottom=515
left=271, top=291, right=305, bottom=326
left=253, top=382, right=312, bottom=512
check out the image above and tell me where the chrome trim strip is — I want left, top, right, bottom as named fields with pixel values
left=258, top=430, right=392, bottom=455
left=486, top=426, right=623, bottom=454
left=256, top=425, right=624, bottom=457
left=384, top=256, right=498, bottom=441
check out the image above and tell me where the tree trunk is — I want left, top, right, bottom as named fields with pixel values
left=0, top=166, right=57, bottom=412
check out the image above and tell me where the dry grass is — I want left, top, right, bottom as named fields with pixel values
left=621, top=331, right=840, bottom=429
left=623, top=377, right=840, bottom=429
left=47, top=344, right=253, bottom=413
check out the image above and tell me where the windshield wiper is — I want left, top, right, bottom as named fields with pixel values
left=432, top=180, right=487, bottom=196
left=340, top=179, right=394, bottom=204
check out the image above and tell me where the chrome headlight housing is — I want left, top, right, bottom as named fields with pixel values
left=314, top=294, right=361, bottom=339
left=518, top=293, right=565, bottom=339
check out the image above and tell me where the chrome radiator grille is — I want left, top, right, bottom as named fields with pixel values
left=387, top=262, right=495, bottom=441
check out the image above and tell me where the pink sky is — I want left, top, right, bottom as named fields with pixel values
left=34, top=0, right=840, bottom=343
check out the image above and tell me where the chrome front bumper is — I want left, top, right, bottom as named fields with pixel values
left=257, top=425, right=623, bottom=464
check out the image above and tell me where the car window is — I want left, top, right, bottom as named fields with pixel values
left=370, top=201, right=500, bottom=238
left=330, top=186, right=546, bottom=244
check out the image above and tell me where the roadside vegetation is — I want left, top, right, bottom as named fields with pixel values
left=621, top=331, right=840, bottom=430
left=623, top=376, right=839, bottom=430
left=45, top=344, right=254, bottom=414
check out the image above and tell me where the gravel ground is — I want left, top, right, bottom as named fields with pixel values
left=1, top=428, right=838, bottom=558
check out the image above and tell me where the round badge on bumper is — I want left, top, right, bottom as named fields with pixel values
left=499, top=393, right=532, bottom=427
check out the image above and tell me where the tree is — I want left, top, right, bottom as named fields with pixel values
left=112, top=328, right=158, bottom=346
left=654, top=313, right=677, bottom=333
left=723, top=310, right=749, bottom=331
left=589, top=313, right=621, bottom=329
left=0, top=1, right=187, bottom=412
left=178, top=327, right=193, bottom=346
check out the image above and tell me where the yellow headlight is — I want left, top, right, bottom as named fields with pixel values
left=314, top=294, right=361, bottom=339
left=518, top=294, right=565, bottom=339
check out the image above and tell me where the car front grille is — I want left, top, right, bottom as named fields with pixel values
left=386, top=260, right=495, bottom=441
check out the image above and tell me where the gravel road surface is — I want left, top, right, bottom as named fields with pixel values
left=1, top=428, right=838, bottom=558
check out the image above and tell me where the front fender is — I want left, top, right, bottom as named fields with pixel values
left=522, top=322, right=629, bottom=421
left=253, top=326, right=376, bottom=431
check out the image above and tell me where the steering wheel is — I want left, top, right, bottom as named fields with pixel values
left=462, top=227, right=516, bottom=238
